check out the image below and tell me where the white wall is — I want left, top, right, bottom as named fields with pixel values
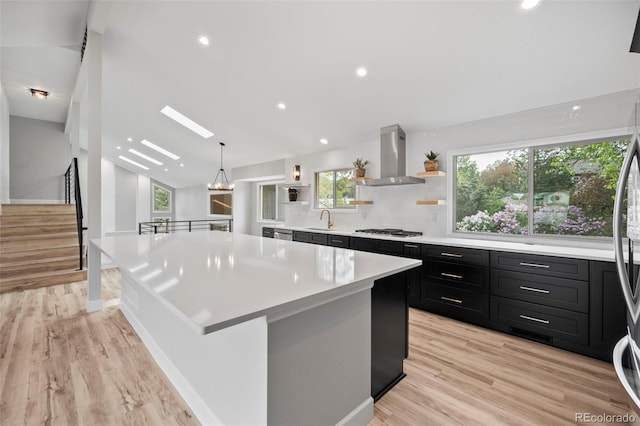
left=101, top=158, right=116, bottom=235
left=0, top=82, right=10, bottom=204
left=175, top=184, right=207, bottom=220
left=9, top=116, right=70, bottom=202
left=115, top=166, right=138, bottom=231
left=136, top=174, right=151, bottom=226
left=244, top=89, right=640, bottom=237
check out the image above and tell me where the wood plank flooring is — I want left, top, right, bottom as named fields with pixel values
left=0, top=270, right=638, bottom=425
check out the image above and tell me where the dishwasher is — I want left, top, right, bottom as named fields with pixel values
left=273, top=229, right=293, bottom=241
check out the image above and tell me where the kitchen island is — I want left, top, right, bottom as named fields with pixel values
left=90, top=231, right=420, bottom=425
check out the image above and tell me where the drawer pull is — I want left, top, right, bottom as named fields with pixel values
left=441, top=272, right=463, bottom=279
left=404, top=244, right=419, bottom=248
left=519, top=262, right=550, bottom=269
left=331, top=239, right=344, bottom=243
left=519, top=285, right=550, bottom=294
left=441, top=252, right=463, bottom=258
left=519, top=314, right=549, bottom=324
left=441, top=296, right=463, bottom=304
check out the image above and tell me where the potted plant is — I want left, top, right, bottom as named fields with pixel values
left=424, top=151, right=439, bottom=172
left=353, top=158, right=369, bottom=178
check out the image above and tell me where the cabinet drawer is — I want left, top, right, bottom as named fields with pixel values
left=424, top=261, right=489, bottom=293
left=422, top=283, right=489, bottom=323
left=378, top=240, right=404, bottom=256
left=403, top=242, right=422, bottom=259
left=491, top=270, right=588, bottom=313
left=327, top=235, right=350, bottom=248
left=262, top=227, right=274, bottom=238
left=350, top=237, right=378, bottom=253
left=309, top=233, right=328, bottom=245
left=292, top=231, right=310, bottom=242
left=491, top=296, right=588, bottom=345
left=491, top=252, right=588, bottom=280
left=423, top=245, right=489, bottom=267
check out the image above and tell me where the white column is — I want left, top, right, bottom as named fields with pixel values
left=86, top=31, right=103, bottom=312
left=69, top=102, right=80, bottom=158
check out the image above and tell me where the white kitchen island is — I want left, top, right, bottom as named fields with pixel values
left=91, top=231, right=420, bottom=426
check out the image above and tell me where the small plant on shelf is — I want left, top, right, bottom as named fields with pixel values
left=353, top=158, right=369, bottom=178
left=424, top=151, right=440, bottom=172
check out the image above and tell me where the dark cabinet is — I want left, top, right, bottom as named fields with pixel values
left=327, top=235, right=350, bottom=248
left=350, top=237, right=379, bottom=253
left=491, top=252, right=588, bottom=281
left=309, top=233, right=328, bottom=245
left=423, top=283, right=489, bottom=323
left=262, top=227, right=274, bottom=238
left=371, top=271, right=408, bottom=401
left=424, top=245, right=489, bottom=267
left=403, top=243, right=422, bottom=308
left=292, top=231, right=310, bottom=243
left=424, top=262, right=490, bottom=293
left=590, top=261, right=628, bottom=361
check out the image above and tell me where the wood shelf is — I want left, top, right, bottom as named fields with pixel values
left=349, top=177, right=373, bottom=182
left=349, top=200, right=373, bottom=205
left=416, top=199, right=446, bottom=205
left=416, top=171, right=446, bottom=178
left=278, top=183, right=310, bottom=188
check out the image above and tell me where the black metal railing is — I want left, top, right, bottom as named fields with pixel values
left=64, top=158, right=86, bottom=270
left=138, top=219, right=233, bottom=235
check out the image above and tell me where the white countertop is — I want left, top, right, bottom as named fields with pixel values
left=93, top=232, right=420, bottom=334
left=270, top=225, right=619, bottom=262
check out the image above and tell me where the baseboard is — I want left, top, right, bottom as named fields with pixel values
left=119, top=303, right=221, bottom=426
left=336, top=397, right=374, bottom=426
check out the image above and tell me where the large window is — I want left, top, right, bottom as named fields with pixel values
left=455, top=137, right=629, bottom=238
left=153, top=183, right=172, bottom=213
left=315, top=169, right=356, bottom=209
left=259, top=184, right=284, bottom=221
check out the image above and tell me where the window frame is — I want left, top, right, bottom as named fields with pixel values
left=448, top=129, right=632, bottom=243
left=257, top=181, right=285, bottom=223
left=314, top=168, right=356, bottom=210
left=152, top=182, right=172, bottom=214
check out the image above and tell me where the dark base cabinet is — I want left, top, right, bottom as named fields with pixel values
left=371, top=272, right=407, bottom=401
left=589, top=261, right=628, bottom=361
left=423, top=283, right=490, bottom=326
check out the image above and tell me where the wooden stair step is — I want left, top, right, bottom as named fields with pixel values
left=1, top=204, right=76, bottom=216
left=0, top=213, right=76, bottom=226
left=0, top=223, right=78, bottom=237
left=0, top=255, right=82, bottom=277
left=0, top=269, right=87, bottom=294
left=0, top=243, right=79, bottom=261
left=0, top=233, right=79, bottom=252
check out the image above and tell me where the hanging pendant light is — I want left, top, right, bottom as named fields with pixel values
left=208, top=142, right=234, bottom=191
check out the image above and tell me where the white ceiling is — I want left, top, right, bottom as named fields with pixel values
left=2, top=0, right=639, bottom=188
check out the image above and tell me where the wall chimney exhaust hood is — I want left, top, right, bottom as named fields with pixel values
left=356, top=124, right=425, bottom=186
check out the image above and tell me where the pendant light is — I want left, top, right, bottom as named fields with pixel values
left=208, top=142, right=234, bottom=191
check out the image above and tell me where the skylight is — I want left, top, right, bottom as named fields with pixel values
left=119, top=155, right=150, bottom=170
left=160, top=105, right=214, bottom=139
left=140, top=139, right=181, bottom=160
left=128, top=148, right=163, bottom=165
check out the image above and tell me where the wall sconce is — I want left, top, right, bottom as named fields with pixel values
left=293, top=164, right=301, bottom=181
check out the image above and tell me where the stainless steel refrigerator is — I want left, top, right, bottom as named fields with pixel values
left=613, top=99, right=640, bottom=408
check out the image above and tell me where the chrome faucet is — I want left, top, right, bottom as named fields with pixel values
left=320, top=209, right=333, bottom=229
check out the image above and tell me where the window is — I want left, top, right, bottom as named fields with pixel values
left=454, top=137, right=629, bottom=238
left=153, top=183, right=172, bottom=213
left=209, top=193, right=232, bottom=215
left=315, top=169, right=356, bottom=209
left=258, top=184, right=284, bottom=221
left=153, top=217, right=170, bottom=233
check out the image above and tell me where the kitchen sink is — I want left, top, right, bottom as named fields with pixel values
left=306, top=227, right=338, bottom=232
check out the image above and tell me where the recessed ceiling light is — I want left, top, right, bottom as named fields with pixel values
left=29, top=88, right=48, bottom=99
left=277, top=102, right=286, bottom=110
left=521, top=0, right=540, bottom=10
left=572, top=105, right=581, bottom=111
left=160, top=105, right=214, bottom=139
left=119, top=155, right=150, bottom=170
left=180, top=163, right=185, bottom=167
left=355, top=66, right=368, bottom=78
left=127, top=137, right=133, bottom=142
left=116, top=146, right=121, bottom=150
left=198, top=35, right=210, bottom=46
left=164, top=168, right=168, bottom=172
left=320, top=138, right=328, bottom=145
left=140, top=139, right=180, bottom=160
left=128, top=148, right=163, bottom=165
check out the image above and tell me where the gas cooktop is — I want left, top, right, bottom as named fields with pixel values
left=354, top=228, right=423, bottom=238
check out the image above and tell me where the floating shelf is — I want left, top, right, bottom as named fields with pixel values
left=416, top=171, right=446, bottom=178
left=349, top=177, right=373, bottom=183
left=416, top=199, right=446, bottom=205
left=349, top=200, right=373, bottom=205
left=278, top=183, right=310, bottom=188
left=280, top=200, right=310, bottom=205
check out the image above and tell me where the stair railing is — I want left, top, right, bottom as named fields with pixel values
left=64, top=158, right=86, bottom=270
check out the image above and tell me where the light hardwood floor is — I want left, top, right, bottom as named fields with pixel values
left=0, top=269, right=638, bottom=425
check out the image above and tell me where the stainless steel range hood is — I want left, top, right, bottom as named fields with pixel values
left=357, top=124, right=425, bottom=186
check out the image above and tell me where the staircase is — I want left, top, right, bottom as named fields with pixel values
left=0, top=204, right=86, bottom=293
